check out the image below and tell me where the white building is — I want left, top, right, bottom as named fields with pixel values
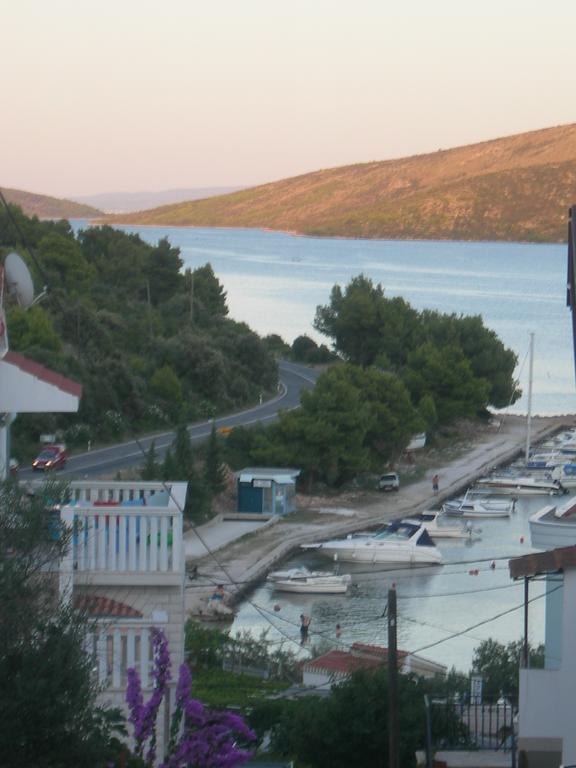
left=32, top=478, right=188, bottom=756
left=509, top=546, right=576, bottom=768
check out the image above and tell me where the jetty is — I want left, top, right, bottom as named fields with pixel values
left=184, top=414, right=573, bottom=617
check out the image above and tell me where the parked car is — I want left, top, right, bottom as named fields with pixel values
left=32, top=444, right=67, bottom=471
left=378, top=472, right=400, bottom=492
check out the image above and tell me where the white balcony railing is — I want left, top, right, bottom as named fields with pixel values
left=66, top=508, right=182, bottom=574
left=86, top=619, right=168, bottom=690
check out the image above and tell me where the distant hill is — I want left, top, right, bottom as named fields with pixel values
left=108, top=124, right=576, bottom=242
left=1, top=187, right=101, bottom=220
left=72, top=186, right=244, bottom=214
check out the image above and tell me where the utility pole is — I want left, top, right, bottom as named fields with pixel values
left=388, top=587, right=399, bottom=768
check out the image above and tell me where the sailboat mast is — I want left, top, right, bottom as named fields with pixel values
left=525, top=332, right=535, bottom=464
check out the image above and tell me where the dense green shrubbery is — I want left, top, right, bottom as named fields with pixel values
left=223, top=275, right=520, bottom=488
left=0, top=205, right=277, bottom=457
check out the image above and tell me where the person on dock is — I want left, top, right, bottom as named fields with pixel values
left=432, top=474, right=439, bottom=495
left=300, top=614, right=311, bottom=644
left=211, top=584, right=225, bottom=601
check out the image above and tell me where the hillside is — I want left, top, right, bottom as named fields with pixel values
left=1, top=186, right=101, bottom=220
left=108, top=124, right=576, bottom=242
left=71, top=186, right=244, bottom=213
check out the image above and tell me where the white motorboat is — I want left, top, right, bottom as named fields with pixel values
left=267, top=567, right=352, bottom=594
left=551, top=464, right=576, bottom=489
left=474, top=476, right=565, bottom=496
left=304, top=521, right=443, bottom=565
left=400, top=511, right=479, bottom=540
left=529, top=497, right=576, bottom=550
left=442, top=495, right=514, bottom=518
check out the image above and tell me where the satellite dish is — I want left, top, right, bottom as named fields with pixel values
left=4, top=252, right=34, bottom=309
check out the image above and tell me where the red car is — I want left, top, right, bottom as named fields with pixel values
left=32, top=444, right=67, bottom=471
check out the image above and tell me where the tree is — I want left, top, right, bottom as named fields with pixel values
left=403, top=343, right=490, bottom=423
left=151, top=365, right=183, bottom=405
left=184, top=461, right=212, bottom=523
left=162, top=448, right=178, bottom=481
left=269, top=667, right=461, bottom=768
left=340, top=364, right=421, bottom=463
left=192, top=264, right=228, bottom=320
left=204, top=422, right=227, bottom=495
left=420, top=311, right=521, bottom=408
left=314, top=275, right=420, bottom=368
left=173, top=423, right=193, bottom=478
left=472, top=638, right=544, bottom=702
left=141, top=440, right=160, bottom=480
left=256, top=366, right=372, bottom=487
left=0, top=480, right=119, bottom=766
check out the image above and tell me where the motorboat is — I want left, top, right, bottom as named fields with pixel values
left=551, top=464, right=576, bottom=489
left=529, top=497, right=576, bottom=550
left=442, top=495, right=514, bottom=518
left=303, top=521, right=443, bottom=565
left=267, top=567, right=352, bottom=594
left=400, top=511, right=480, bottom=540
left=474, top=476, right=565, bottom=496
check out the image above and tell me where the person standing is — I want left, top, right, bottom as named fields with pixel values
left=432, top=474, right=439, bottom=494
left=300, top=614, right=311, bottom=644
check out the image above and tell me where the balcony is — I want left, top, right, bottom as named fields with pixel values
left=47, top=481, right=187, bottom=595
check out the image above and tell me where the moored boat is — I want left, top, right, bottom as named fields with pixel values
left=400, top=511, right=479, bottom=540
left=442, top=495, right=515, bottom=518
left=303, top=521, right=443, bottom=565
left=474, top=476, right=565, bottom=496
left=529, top=497, right=576, bottom=550
left=267, top=567, right=352, bottom=594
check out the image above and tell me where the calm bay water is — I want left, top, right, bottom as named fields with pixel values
left=226, top=497, right=550, bottom=673
left=83, top=223, right=571, bottom=671
left=80, top=223, right=574, bottom=416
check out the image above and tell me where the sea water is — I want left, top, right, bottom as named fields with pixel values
left=74, top=222, right=571, bottom=671
left=76, top=223, right=573, bottom=416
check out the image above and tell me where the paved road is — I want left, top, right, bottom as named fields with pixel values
left=20, top=361, right=321, bottom=480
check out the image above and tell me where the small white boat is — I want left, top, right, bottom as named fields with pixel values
left=400, top=511, right=479, bottom=540
left=304, top=521, right=443, bottom=565
left=442, top=495, right=514, bottom=518
left=551, top=464, right=576, bottom=489
left=474, top=476, right=565, bottom=496
left=267, top=567, right=352, bottom=594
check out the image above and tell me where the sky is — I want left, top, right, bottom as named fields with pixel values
left=3, top=0, right=576, bottom=197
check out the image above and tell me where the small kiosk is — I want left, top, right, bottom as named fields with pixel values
left=236, top=467, right=300, bottom=518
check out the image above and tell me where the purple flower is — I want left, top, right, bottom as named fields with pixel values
left=126, top=629, right=255, bottom=768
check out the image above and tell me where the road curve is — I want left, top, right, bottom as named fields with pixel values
left=20, top=361, right=321, bottom=480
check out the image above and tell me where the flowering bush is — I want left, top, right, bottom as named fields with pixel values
left=125, top=628, right=255, bottom=768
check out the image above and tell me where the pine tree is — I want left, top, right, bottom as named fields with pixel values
left=162, top=448, right=178, bottom=481
left=204, top=422, right=227, bottom=495
left=141, top=439, right=160, bottom=480
left=173, top=423, right=193, bottom=478
left=184, top=461, right=213, bottom=523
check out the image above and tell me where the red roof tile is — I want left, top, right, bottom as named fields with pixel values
left=4, top=350, right=82, bottom=398
left=74, top=595, right=143, bottom=618
left=304, top=650, right=385, bottom=676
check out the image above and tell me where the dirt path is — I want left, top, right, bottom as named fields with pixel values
left=186, top=415, right=573, bottom=617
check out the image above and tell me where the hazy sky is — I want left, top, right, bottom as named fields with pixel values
left=3, top=0, right=576, bottom=197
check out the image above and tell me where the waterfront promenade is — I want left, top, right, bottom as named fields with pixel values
left=184, top=415, right=573, bottom=617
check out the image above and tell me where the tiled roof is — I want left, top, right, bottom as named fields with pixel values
left=304, top=649, right=383, bottom=675
left=4, top=350, right=82, bottom=398
left=351, top=642, right=408, bottom=660
left=74, top=595, right=143, bottom=618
